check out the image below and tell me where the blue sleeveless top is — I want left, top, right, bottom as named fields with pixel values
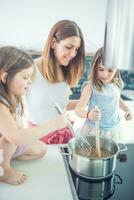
left=86, top=83, right=121, bottom=131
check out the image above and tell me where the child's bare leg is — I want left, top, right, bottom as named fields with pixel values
left=17, top=140, right=46, bottom=161
left=0, top=136, right=27, bottom=185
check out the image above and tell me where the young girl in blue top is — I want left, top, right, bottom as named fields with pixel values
left=75, top=47, right=132, bottom=141
left=0, top=46, right=69, bottom=185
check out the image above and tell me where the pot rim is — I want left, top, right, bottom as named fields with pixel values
left=68, top=135, right=127, bottom=160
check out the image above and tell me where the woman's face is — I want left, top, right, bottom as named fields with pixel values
left=52, top=36, right=81, bottom=66
left=97, top=63, right=117, bottom=84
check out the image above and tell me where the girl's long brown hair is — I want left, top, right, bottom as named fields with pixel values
left=88, top=47, right=121, bottom=91
left=0, top=46, right=34, bottom=115
left=41, top=20, right=85, bottom=86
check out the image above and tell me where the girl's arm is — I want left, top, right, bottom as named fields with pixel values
left=119, top=98, right=133, bottom=120
left=0, top=104, right=69, bottom=145
left=75, top=83, right=92, bottom=118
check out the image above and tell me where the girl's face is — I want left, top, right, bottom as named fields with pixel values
left=8, top=65, right=34, bottom=96
left=97, top=63, right=117, bottom=84
left=52, top=36, right=81, bottom=66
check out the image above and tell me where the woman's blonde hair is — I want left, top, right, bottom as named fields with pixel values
left=41, top=20, right=85, bottom=86
left=88, top=47, right=122, bottom=91
left=0, top=46, right=34, bottom=115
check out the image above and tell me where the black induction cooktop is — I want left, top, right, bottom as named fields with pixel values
left=60, top=143, right=134, bottom=200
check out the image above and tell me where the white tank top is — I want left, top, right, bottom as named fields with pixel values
left=25, top=64, right=70, bottom=124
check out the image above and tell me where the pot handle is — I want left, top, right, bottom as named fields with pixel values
left=117, top=143, right=127, bottom=152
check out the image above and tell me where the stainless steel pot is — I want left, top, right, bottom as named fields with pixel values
left=67, top=135, right=127, bottom=179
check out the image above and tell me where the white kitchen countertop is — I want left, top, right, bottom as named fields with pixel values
left=121, top=90, right=134, bottom=101
left=0, top=145, right=73, bottom=200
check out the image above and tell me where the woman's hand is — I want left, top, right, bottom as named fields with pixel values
left=87, top=108, right=101, bottom=121
left=124, top=110, right=133, bottom=120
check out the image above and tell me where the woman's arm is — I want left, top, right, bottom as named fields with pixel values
left=0, top=104, right=69, bottom=145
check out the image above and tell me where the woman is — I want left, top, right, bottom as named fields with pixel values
left=26, top=19, right=85, bottom=144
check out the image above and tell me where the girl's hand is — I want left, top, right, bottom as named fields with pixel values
left=87, top=108, right=101, bottom=121
left=124, top=110, right=133, bottom=120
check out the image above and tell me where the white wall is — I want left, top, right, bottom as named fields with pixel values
left=0, top=0, right=107, bottom=52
